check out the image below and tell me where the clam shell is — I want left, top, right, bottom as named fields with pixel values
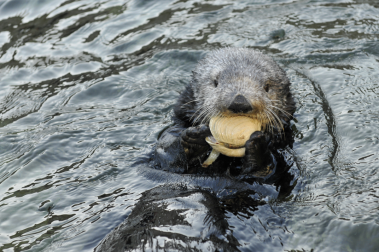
left=202, top=116, right=262, bottom=167
left=209, top=116, right=262, bottom=147
left=202, top=147, right=221, bottom=167
left=205, top=136, right=246, bottom=157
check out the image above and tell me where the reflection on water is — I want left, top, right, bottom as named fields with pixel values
left=0, top=0, right=379, bottom=251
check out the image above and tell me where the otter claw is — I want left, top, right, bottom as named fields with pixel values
left=181, top=125, right=211, bottom=146
left=180, top=125, right=211, bottom=161
left=242, top=131, right=271, bottom=174
left=245, top=131, right=267, bottom=157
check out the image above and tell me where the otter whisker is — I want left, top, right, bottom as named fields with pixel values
left=265, top=107, right=283, bottom=131
left=193, top=108, right=208, bottom=124
left=260, top=109, right=274, bottom=134
left=269, top=99, right=283, bottom=102
left=269, top=108, right=283, bottom=128
left=270, top=104, right=292, bottom=118
left=270, top=100, right=291, bottom=111
left=201, top=110, right=216, bottom=125
left=190, top=102, right=209, bottom=123
left=194, top=105, right=217, bottom=125
left=265, top=110, right=277, bottom=135
left=181, top=99, right=199, bottom=107
left=267, top=107, right=287, bottom=138
left=261, top=113, right=272, bottom=134
left=198, top=108, right=211, bottom=124
left=202, top=109, right=219, bottom=125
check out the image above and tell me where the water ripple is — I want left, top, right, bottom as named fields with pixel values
left=0, top=0, right=379, bottom=251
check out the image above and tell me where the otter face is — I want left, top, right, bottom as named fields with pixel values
left=190, top=48, right=295, bottom=132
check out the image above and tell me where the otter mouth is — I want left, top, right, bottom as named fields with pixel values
left=222, top=111, right=258, bottom=118
left=202, top=116, right=263, bottom=167
left=219, top=111, right=269, bottom=127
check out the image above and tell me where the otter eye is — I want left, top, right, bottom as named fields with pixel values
left=214, top=79, right=218, bottom=87
left=264, top=83, right=269, bottom=92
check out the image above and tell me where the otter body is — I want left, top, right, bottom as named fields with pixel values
left=155, top=48, right=295, bottom=178
left=95, top=49, right=296, bottom=251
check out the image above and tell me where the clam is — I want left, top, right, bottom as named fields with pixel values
left=202, top=116, right=262, bottom=167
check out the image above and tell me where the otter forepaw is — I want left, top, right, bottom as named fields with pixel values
left=180, top=125, right=211, bottom=148
left=180, top=125, right=211, bottom=159
left=242, top=131, right=273, bottom=176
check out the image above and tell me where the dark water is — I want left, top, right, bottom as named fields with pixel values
left=0, top=0, right=379, bottom=251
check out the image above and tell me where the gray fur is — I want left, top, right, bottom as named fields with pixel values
left=186, top=48, right=295, bottom=131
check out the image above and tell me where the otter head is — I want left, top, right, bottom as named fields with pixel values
left=190, top=48, right=295, bottom=132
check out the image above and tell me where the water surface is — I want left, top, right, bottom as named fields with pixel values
left=0, top=0, right=379, bottom=251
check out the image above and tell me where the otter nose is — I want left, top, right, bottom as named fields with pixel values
left=228, top=95, right=253, bottom=113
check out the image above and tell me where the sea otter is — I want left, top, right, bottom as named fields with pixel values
left=95, top=48, right=297, bottom=251
left=154, top=48, right=296, bottom=178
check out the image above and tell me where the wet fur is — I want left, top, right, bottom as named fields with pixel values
left=157, top=48, right=295, bottom=177
left=96, top=49, right=297, bottom=251
left=174, top=48, right=295, bottom=133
